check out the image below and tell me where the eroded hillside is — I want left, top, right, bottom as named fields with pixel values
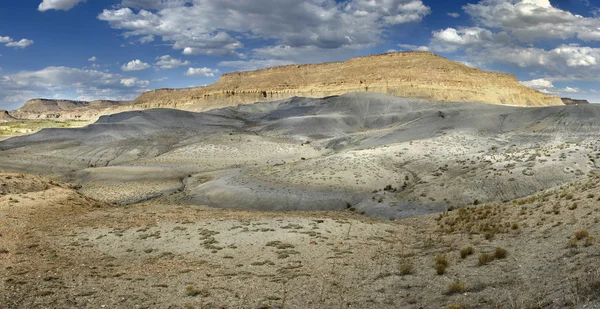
left=12, top=52, right=562, bottom=120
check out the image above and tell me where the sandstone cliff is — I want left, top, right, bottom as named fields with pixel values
left=13, top=52, right=563, bottom=120
left=561, top=98, right=590, bottom=105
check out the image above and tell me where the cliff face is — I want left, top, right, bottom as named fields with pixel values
left=562, top=98, right=590, bottom=105
left=13, top=52, right=563, bottom=120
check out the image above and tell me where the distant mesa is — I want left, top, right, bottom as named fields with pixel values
left=0, top=110, right=16, bottom=122
left=12, top=99, right=129, bottom=120
left=561, top=98, right=590, bottom=105
left=12, top=52, right=564, bottom=120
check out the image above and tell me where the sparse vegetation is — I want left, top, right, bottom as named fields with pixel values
left=494, top=247, right=507, bottom=259
left=460, top=247, right=474, bottom=259
left=434, top=254, right=448, bottom=275
left=446, top=282, right=465, bottom=295
left=399, top=263, right=413, bottom=275
left=478, top=253, right=494, bottom=266
left=575, top=229, right=589, bottom=240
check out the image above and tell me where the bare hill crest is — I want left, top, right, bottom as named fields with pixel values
left=13, top=52, right=563, bottom=120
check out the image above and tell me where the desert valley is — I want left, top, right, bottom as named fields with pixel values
left=0, top=51, right=599, bottom=309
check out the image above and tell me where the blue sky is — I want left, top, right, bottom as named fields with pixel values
left=1, top=0, right=599, bottom=110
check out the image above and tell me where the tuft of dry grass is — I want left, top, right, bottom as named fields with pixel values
left=575, top=229, right=589, bottom=240
left=435, top=254, right=448, bottom=267
left=399, top=263, right=413, bottom=275
left=494, top=247, right=507, bottom=259
left=445, top=282, right=465, bottom=295
left=478, top=253, right=494, bottom=266
left=460, top=247, right=474, bottom=259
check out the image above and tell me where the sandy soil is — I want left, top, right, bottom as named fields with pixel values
left=1, top=172, right=598, bottom=308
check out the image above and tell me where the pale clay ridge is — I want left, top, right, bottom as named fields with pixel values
left=12, top=52, right=562, bottom=120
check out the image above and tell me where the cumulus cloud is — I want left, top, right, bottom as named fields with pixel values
left=464, top=0, right=600, bottom=42
left=0, top=36, right=34, bottom=49
left=155, top=55, right=190, bottom=69
left=520, top=78, right=583, bottom=95
left=520, top=78, right=554, bottom=90
left=121, top=59, right=150, bottom=71
left=98, top=0, right=430, bottom=60
left=425, top=1, right=600, bottom=82
left=120, top=77, right=150, bottom=87
left=0, top=66, right=149, bottom=108
left=5, top=39, right=34, bottom=49
left=38, top=0, right=86, bottom=11
left=88, top=56, right=97, bottom=62
left=185, top=67, right=219, bottom=77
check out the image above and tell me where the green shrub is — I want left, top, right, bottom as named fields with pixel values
left=399, top=263, right=413, bottom=275
left=460, top=247, right=474, bottom=259
left=435, top=254, right=448, bottom=267
left=446, top=282, right=465, bottom=295
left=435, top=263, right=446, bottom=275
left=478, top=253, right=494, bottom=266
left=494, top=247, right=507, bottom=259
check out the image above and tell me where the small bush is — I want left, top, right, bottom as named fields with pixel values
left=494, top=247, right=507, bottom=259
left=575, top=229, right=589, bottom=240
left=435, top=254, right=448, bottom=267
left=447, top=306, right=462, bottom=309
left=568, top=238, right=579, bottom=248
left=584, top=236, right=595, bottom=247
left=460, top=247, right=474, bottom=259
left=399, top=263, right=413, bottom=275
left=478, top=253, right=494, bottom=266
left=511, top=223, right=519, bottom=230
left=484, top=231, right=495, bottom=240
left=435, top=263, right=446, bottom=275
left=446, top=282, right=466, bottom=295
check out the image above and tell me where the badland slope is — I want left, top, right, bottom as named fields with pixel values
left=0, top=110, right=15, bottom=122
left=12, top=52, right=562, bottom=120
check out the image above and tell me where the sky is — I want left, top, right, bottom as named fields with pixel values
left=1, top=0, right=600, bottom=110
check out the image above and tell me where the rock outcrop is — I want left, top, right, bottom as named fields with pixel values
left=12, top=99, right=128, bottom=120
left=0, top=110, right=16, bottom=122
left=562, top=98, right=590, bottom=105
left=13, top=52, right=563, bottom=120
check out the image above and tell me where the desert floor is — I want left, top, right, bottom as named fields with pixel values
left=1, top=172, right=598, bottom=309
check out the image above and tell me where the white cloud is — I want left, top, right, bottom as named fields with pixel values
left=5, top=39, right=34, bottom=49
left=520, top=78, right=554, bottom=90
left=38, top=0, right=86, bottom=12
left=0, top=36, right=12, bottom=43
left=155, top=55, right=190, bottom=69
left=519, top=78, right=583, bottom=96
left=0, top=66, right=149, bottom=108
left=447, top=12, right=460, bottom=18
left=120, top=77, right=150, bottom=87
left=121, top=59, right=150, bottom=71
left=138, top=35, right=154, bottom=44
left=464, top=0, right=600, bottom=42
left=562, top=86, right=581, bottom=93
left=98, top=0, right=430, bottom=60
left=185, top=67, right=219, bottom=77
left=88, top=56, right=97, bottom=62
left=398, top=44, right=429, bottom=51
left=218, top=59, right=294, bottom=71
